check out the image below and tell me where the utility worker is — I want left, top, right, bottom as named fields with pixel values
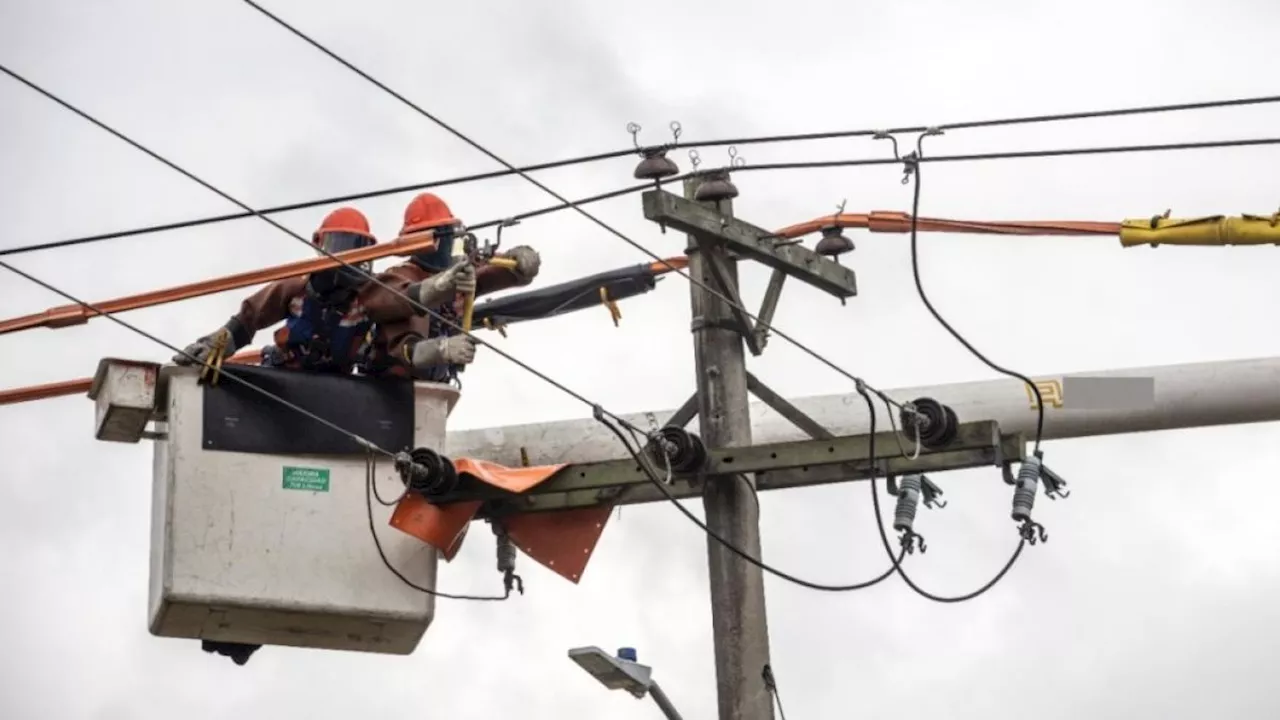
left=358, top=192, right=541, bottom=381
left=173, top=206, right=383, bottom=373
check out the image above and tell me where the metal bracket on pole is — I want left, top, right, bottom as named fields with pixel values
left=432, top=421, right=1020, bottom=514
left=745, top=371, right=832, bottom=440
left=663, top=392, right=700, bottom=429
left=752, top=269, right=787, bottom=351
left=641, top=189, right=858, bottom=300
left=695, top=240, right=763, bottom=355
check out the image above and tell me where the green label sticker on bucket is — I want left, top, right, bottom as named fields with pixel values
left=283, top=466, right=330, bottom=492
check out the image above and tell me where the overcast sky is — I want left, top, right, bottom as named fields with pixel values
left=3, top=0, right=1280, bottom=718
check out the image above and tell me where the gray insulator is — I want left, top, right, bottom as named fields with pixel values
left=894, top=474, right=923, bottom=533
left=496, top=534, right=517, bottom=574
left=1011, top=454, right=1043, bottom=523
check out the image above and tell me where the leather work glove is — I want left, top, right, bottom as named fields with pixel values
left=413, top=259, right=477, bottom=310
left=411, top=335, right=479, bottom=369
left=173, top=327, right=233, bottom=367
left=501, top=245, right=541, bottom=283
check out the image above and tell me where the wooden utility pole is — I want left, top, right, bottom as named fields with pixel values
left=684, top=174, right=774, bottom=720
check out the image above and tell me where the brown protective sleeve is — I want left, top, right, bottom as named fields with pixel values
left=385, top=317, right=432, bottom=365
left=475, top=262, right=529, bottom=298
left=232, top=275, right=308, bottom=336
left=361, top=262, right=430, bottom=324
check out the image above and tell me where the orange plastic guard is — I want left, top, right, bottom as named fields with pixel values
left=504, top=506, right=613, bottom=584
left=388, top=458, right=614, bottom=583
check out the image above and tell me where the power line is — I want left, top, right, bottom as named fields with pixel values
left=0, top=148, right=638, bottom=258
left=904, top=136, right=1048, bottom=454
left=736, top=136, right=1280, bottom=172
left=5, top=84, right=1277, bottom=258
left=683, top=93, right=1280, bottom=151
left=237, top=0, right=913, bottom=413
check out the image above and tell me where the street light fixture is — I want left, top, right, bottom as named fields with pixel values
left=568, top=645, right=685, bottom=720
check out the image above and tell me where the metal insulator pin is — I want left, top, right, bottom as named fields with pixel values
left=1011, top=452, right=1043, bottom=523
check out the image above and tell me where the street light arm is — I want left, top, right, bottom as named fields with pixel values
left=648, top=681, right=685, bottom=720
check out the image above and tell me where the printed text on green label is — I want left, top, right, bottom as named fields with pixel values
left=283, top=466, right=331, bottom=493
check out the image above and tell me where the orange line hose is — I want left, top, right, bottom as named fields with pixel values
left=0, top=234, right=441, bottom=336
left=774, top=212, right=1120, bottom=240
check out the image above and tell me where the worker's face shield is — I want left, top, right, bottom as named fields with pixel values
left=311, top=231, right=376, bottom=293
left=410, top=223, right=464, bottom=272
left=316, top=231, right=375, bottom=256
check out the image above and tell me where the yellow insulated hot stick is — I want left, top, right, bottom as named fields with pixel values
left=1119, top=214, right=1280, bottom=247
left=461, top=257, right=518, bottom=332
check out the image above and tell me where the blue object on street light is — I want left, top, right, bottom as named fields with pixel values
left=568, top=645, right=685, bottom=720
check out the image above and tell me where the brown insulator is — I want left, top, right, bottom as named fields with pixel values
left=815, top=225, right=855, bottom=259
left=693, top=170, right=738, bottom=202
left=633, top=148, right=679, bottom=181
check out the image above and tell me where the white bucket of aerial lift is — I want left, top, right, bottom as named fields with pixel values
left=89, top=358, right=460, bottom=656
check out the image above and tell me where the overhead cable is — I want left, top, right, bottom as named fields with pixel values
left=687, top=93, right=1280, bottom=151
left=898, top=131, right=1049, bottom=450
left=735, top=136, right=1280, bottom=173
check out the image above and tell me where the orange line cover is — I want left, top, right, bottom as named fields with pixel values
left=388, top=459, right=613, bottom=584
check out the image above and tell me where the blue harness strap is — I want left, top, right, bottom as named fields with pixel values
left=261, top=287, right=373, bottom=374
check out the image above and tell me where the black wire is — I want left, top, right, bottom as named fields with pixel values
left=902, top=139, right=1046, bottom=452
left=856, top=389, right=1026, bottom=602
left=0, top=149, right=638, bottom=258
left=363, top=453, right=510, bottom=601
left=5, top=83, right=1276, bottom=258
left=683, top=93, right=1280, bottom=151
left=594, top=407, right=902, bottom=593
left=0, top=257, right=396, bottom=458
left=237, top=0, right=916, bottom=414
left=733, top=136, right=1280, bottom=175
left=368, top=453, right=411, bottom=507
left=762, top=665, right=788, bottom=720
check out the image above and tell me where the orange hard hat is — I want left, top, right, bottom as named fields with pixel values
left=400, top=193, right=459, bottom=236
left=314, top=207, right=375, bottom=244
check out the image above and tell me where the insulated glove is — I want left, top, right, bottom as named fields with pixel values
left=413, top=259, right=477, bottom=309
left=411, top=335, right=479, bottom=369
left=501, top=245, right=541, bottom=283
left=173, top=327, right=234, bottom=366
